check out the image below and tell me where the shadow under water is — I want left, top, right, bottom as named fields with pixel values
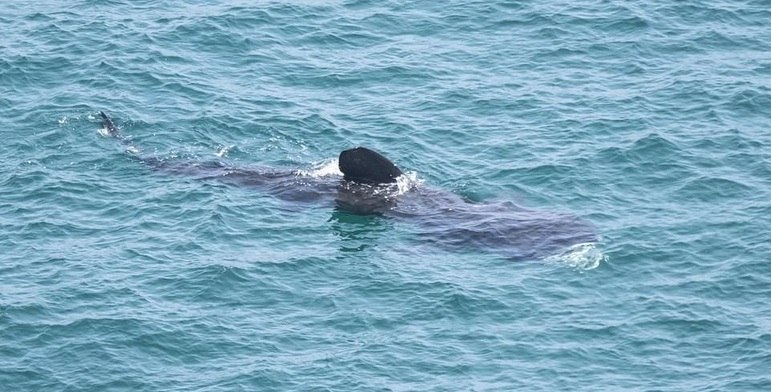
left=134, top=157, right=598, bottom=262
left=98, top=112, right=600, bottom=263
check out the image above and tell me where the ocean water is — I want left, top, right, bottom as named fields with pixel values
left=2, top=0, right=770, bottom=390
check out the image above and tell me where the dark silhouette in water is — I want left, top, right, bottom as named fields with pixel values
left=339, top=147, right=402, bottom=184
left=99, top=111, right=599, bottom=261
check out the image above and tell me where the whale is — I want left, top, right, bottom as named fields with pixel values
left=99, top=111, right=600, bottom=261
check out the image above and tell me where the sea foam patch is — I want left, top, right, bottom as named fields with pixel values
left=544, top=242, right=607, bottom=270
left=296, top=158, right=343, bottom=178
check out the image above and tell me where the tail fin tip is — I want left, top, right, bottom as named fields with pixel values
left=99, top=111, right=120, bottom=137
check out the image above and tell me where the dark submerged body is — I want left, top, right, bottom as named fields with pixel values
left=100, top=112, right=597, bottom=260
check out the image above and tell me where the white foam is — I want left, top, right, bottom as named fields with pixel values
left=544, top=242, right=607, bottom=271
left=296, top=158, right=343, bottom=178
left=216, top=145, right=234, bottom=158
left=394, top=171, right=422, bottom=195
left=295, top=160, right=422, bottom=197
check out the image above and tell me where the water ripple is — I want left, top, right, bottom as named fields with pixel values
left=3, top=0, right=771, bottom=390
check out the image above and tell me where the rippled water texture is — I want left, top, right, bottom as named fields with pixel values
left=2, top=1, right=771, bottom=390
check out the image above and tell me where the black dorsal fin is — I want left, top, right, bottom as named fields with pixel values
left=338, top=147, right=403, bottom=184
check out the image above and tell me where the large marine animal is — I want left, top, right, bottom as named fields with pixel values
left=99, top=111, right=599, bottom=261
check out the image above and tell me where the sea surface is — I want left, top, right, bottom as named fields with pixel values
left=2, top=1, right=771, bottom=390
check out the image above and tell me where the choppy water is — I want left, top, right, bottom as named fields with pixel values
left=2, top=1, right=771, bottom=390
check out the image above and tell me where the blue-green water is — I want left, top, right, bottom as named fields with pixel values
left=2, top=1, right=771, bottom=390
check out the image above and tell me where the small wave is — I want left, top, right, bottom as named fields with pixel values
left=97, top=126, right=111, bottom=137
left=544, top=242, right=607, bottom=271
left=362, top=171, right=423, bottom=197
left=215, top=145, right=235, bottom=158
left=394, top=171, right=423, bottom=196
left=295, top=158, right=342, bottom=178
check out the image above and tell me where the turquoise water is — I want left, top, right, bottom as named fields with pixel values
left=2, top=0, right=771, bottom=390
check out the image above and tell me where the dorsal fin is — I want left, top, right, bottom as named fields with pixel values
left=338, top=147, right=402, bottom=184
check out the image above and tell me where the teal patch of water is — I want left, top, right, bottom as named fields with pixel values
left=2, top=1, right=771, bottom=390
